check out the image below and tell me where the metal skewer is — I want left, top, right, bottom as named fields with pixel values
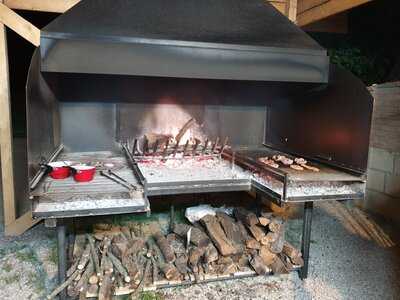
left=211, top=137, right=219, bottom=153
left=182, top=140, right=189, bottom=156
left=202, top=139, right=209, bottom=155
left=132, top=138, right=138, bottom=156
left=192, top=139, right=200, bottom=156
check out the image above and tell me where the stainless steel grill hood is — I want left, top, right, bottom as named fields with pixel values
left=40, top=0, right=329, bottom=83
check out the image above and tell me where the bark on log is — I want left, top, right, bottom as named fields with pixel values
left=259, top=246, right=277, bottom=266
left=217, top=212, right=245, bottom=254
left=269, top=218, right=284, bottom=233
left=234, top=208, right=259, bottom=227
left=247, top=224, right=266, bottom=242
left=98, top=271, right=113, bottom=300
left=66, top=260, right=79, bottom=278
left=75, top=258, right=94, bottom=293
left=269, top=224, right=285, bottom=254
left=108, top=251, right=131, bottom=283
left=270, top=256, right=288, bottom=274
left=47, top=269, right=81, bottom=299
left=237, top=221, right=260, bottom=250
left=87, top=234, right=100, bottom=276
left=73, top=234, right=86, bottom=259
left=153, top=232, right=176, bottom=263
left=77, top=244, right=91, bottom=271
left=249, top=254, right=269, bottom=275
left=148, top=237, right=180, bottom=280
left=200, top=215, right=236, bottom=256
left=173, top=223, right=210, bottom=248
left=204, top=243, right=219, bottom=263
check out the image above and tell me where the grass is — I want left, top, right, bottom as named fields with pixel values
left=2, top=261, right=12, bottom=273
left=47, top=242, right=58, bottom=265
left=139, top=291, right=164, bottom=300
left=1, top=274, right=20, bottom=285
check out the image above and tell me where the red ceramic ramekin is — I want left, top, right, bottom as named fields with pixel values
left=48, top=161, right=71, bottom=179
left=71, top=165, right=96, bottom=182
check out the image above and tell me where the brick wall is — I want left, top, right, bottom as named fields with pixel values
left=365, top=82, right=400, bottom=225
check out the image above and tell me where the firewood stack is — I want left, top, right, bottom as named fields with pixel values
left=47, top=209, right=303, bottom=299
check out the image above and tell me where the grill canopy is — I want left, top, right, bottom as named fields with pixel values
left=40, top=0, right=329, bottom=83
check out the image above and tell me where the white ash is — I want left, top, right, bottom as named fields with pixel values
left=253, top=175, right=364, bottom=198
left=138, top=157, right=251, bottom=184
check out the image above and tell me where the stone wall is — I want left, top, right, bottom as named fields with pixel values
left=364, top=82, right=400, bottom=225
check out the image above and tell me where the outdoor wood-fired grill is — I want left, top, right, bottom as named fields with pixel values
left=20, top=0, right=373, bottom=297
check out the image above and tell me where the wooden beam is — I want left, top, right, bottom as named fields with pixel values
left=302, top=12, right=348, bottom=33
left=0, top=2, right=40, bottom=46
left=0, top=18, right=15, bottom=226
left=286, top=0, right=298, bottom=22
left=297, top=0, right=372, bottom=26
left=4, top=0, right=80, bottom=13
left=298, top=0, right=328, bottom=14
left=4, top=211, right=41, bottom=236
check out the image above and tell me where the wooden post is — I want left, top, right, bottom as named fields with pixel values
left=0, top=14, right=16, bottom=227
left=0, top=1, right=41, bottom=235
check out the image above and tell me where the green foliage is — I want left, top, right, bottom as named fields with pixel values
left=328, top=47, right=391, bottom=86
left=139, top=291, right=164, bottom=300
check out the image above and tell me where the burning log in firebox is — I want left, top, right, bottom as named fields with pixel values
left=47, top=209, right=303, bottom=299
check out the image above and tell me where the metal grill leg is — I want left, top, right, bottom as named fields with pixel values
left=299, top=202, right=313, bottom=280
left=57, top=222, right=67, bottom=300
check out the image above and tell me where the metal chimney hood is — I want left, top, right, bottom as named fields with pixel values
left=40, top=0, right=329, bottom=83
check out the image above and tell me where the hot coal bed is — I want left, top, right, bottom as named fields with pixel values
left=22, top=0, right=373, bottom=299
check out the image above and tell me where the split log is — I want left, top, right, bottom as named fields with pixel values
left=269, top=217, right=284, bottom=233
left=282, top=242, right=303, bottom=266
left=259, top=246, right=277, bottom=266
left=269, top=224, right=285, bottom=254
left=217, top=212, right=245, bottom=254
left=131, top=258, right=151, bottom=298
left=174, top=255, right=189, bottom=278
left=200, top=215, right=236, bottom=256
left=258, top=217, right=270, bottom=227
left=154, top=232, right=176, bottom=263
left=87, top=234, right=101, bottom=276
left=188, top=247, right=206, bottom=273
left=247, top=224, right=266, bottom=242
left=237, top=221, right=260, bottom=250
left=246, top=239, right=261, bottom=250
left=234, top=207, right=259, bottom=227
left=216, top=256, right=236, bottom=274
left=77, top=244, right=91, bottom=271
left=108, top=252, right=131, bottom=283
left=270, top=256, right=288, bottom=274
left=172, top=223, right=210, bottom=248
left=249, top=254, right=269, bottom=275
left=47, top=269, right=81, bottom=299
left=260, top=232, right=277, bottom=246
left=204, top=243, right=219, bottom=263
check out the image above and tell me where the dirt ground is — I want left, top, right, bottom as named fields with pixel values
left=0, top=202, right=399, bottom=300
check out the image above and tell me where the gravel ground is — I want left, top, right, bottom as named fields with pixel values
left=0, top=202, right=399, bottom=300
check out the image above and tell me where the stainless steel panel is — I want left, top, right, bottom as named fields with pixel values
left=60, top=102, right=117, bottom=152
